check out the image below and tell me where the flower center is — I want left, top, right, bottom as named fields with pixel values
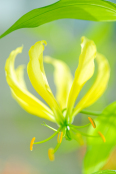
left=30, top=117, right=106, bottom=161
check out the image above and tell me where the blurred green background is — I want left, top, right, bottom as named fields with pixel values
left=0, top=0, right=116, bottom=173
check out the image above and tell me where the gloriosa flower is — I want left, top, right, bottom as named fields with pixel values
left=5, top=37, right=110, bottom=160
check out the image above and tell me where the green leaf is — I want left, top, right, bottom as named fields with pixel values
left=0, top=0, right=116, bottom=39
left=92, top=170, right=116, bottom=174
left=102, top=101, right=116, bottom=117
left=83, top=102, right=116, bottom=174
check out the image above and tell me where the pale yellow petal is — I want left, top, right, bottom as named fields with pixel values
left=66, top=37, right=97, bottom=119
left=27, top=41, right=64, bottom=124
left=5, top=46, right=55, bottom=122
left=44, top=56, right=73, bottom=110
left=15, top=65, right=27, bottom=89
left=73, top=53, right=110, bottom=117
left=11, top=90, right=53, bottom=120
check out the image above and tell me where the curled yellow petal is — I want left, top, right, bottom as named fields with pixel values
left=66, top=37, right=96, bottom=120
left=73, top=53, right=110, bottom=117
left=88, top=117, right=96, bottom=128
left=30, top=137, right=35, bottom=151
left=27, top=41, right=63, bottom=124
left=44, top=56, right=73, bottom=110
left=5, top=46, right=55, bottom=122
left=48, top=148, right=55, bottom=161
left=98, top=131, right=106, bottom=143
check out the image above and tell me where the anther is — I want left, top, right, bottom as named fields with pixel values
left=48, top=148, right=55, bottom=161
left=57, top=132, right=63, bottom=143
left=76, top=133, right=84, bottom=146
left=88, top=117, right=96, bottom=128
left=30, top=137, right=35, bottom=151
left=98, top=131, right=106, bottom=142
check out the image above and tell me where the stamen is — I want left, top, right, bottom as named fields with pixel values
left=69, top=123, right=90, bottom=129
left=98, top=131, right=106, bottom=142
left=30, top=137, right=35, bottom=151
left=76, top=133, right=84, bottom=146
left=57, top=132, right=63, bottom=143
left=88, top=117, right=96, bottom=128
left=34, top=127, right=61, bottom=145
left=48, top=148, right=55, bottom=161
left=71, top=127, right=98, bottom=138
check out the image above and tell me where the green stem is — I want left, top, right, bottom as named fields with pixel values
left=80, top=110, right=102, bottom=116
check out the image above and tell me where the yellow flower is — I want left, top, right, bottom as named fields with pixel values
left=5, top=37, right=110, bottom=160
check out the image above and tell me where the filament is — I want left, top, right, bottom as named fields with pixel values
left=34, top=127, right=61, bottom=145
left=42, top=122, right=57, bottom=132
left=71, top=127, right=99, bottom=138
left=69, top=123, right=90, bottom=129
